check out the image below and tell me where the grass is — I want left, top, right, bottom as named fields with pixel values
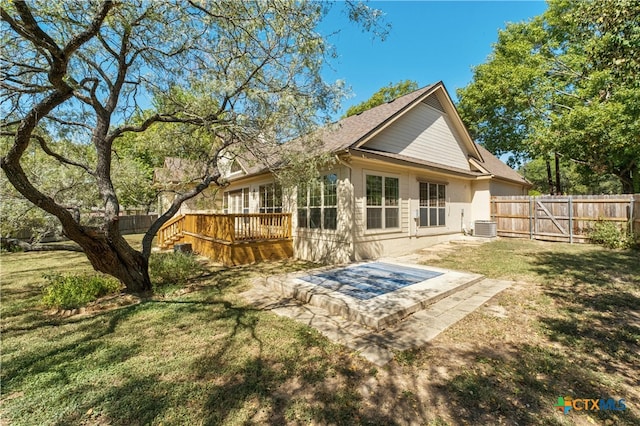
left=1, top=236, right=638, bottom=425
left=415, top=239, right=640, bottom=425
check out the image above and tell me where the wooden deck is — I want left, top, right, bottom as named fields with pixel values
left=157, top=213, right=293, bottom=266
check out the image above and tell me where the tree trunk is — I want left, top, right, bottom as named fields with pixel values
left=546, top=158, right=554, bottom=195
left=554, top=152, right=562, bottom=195
left=2, top=158, right=153, bottom=293
left=616, top=163, right=639, bottom=194
left=77, top=229, right=152, bottom=293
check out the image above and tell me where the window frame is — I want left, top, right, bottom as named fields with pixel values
left=258, top=183, right=282, bottom=214
left=223, top=187, right=250, bottom=214
left=297, top=173, right=338, bottom=230
left=365, top=173, right=401, bottom=231
left=418, top=182, right=446, bottom=227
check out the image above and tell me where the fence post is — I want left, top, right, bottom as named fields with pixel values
left=529, top=196, right=533, bottom=240
left=532, top=197, right=538, bottom=240
left=628, top=197, right=634, bottom=238
left=568, top=196, right=573, bottom=244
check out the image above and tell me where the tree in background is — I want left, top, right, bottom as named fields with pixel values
left=1, top=130, right=156, bottom=242
left=1, top=0, right=386, bottom=291
left=457, top=0, right=640, bottom=193
left=344, top=80, right=418, bottom=117
left=519, top=157, right=622, bottom=195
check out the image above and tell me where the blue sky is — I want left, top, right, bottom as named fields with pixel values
left=320, top=1, right=548, bottom=117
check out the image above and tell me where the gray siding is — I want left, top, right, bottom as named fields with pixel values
left=362, top=101, right=471, bottom=171
left=423, top=95, right=444, bottom=111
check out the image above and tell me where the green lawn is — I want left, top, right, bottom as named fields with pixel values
left=1, top=237, right=638, bottom=425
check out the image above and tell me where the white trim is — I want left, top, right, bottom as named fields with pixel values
left=363, top=169, right=402, bottom=233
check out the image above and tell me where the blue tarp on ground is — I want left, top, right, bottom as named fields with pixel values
left=298, top=262, right=442, bottom=300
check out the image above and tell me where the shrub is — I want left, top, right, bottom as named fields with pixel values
left=588, top=220, right=631, bottom=249
left=42, top=273, right=122, bottom=310
left=149, top=251, right=206, bottom=292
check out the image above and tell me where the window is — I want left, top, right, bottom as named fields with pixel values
left=366, top=175, right=399, bottom=230
left=323, top=174, right=338, bottom=230
left=223, top=188, right=249, bottom=214
left=297, top=173, right=338, bottom=230
left=419, top=182, right=446, bottom=227
left=258, top=183, right=282, bottom=213
left=230, top=161, right=243, bottom=174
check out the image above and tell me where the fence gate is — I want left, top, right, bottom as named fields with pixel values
left=491, top=195, right=637, bottom=243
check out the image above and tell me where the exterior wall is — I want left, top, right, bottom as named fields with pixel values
left=471, top=179, right=492, bottom=223
left=292, top=165, right=354, bottom=264
left=348, top=157, right=473, bottom=260
left=471, top=180, right=528, bottom=225
left=361, top=100, right=471, bottom=171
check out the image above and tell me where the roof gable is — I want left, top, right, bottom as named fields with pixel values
left=317, top=84, right=436, bottom=153
left=359, top=97, right=472, bottom=171
left=315, top=82, right=482, bottom=161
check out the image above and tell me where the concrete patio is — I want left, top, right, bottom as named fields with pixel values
left=241, top=256, right=513, bottom=366
left=256, top=261, right=484, bottom=330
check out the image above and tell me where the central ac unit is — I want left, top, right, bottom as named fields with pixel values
left=474, top=220, right=497, bottom=238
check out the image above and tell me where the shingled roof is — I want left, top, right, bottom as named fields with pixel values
left=474, top=143, right=529, bottom=185
left=155, top=82, right=528, bottom=187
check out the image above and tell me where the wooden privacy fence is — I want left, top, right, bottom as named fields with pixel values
left=491, top=194, right=640, bottom=243
left=9, top=214, right=158, bottom=240
left=118, top=214, right=158, bottom=235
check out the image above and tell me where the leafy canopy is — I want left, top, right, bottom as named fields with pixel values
left=457, top=0, right=640, bottom=193
left=344, top=80, right=418, bottom=117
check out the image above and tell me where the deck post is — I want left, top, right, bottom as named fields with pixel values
left=227, top=215, right=235, bottom=243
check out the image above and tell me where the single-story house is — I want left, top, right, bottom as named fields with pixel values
left=156, top=82, right=530, bottom=264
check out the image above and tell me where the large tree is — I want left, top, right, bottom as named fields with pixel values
left=344, top=80, right=418, bottom=117
left=1, top=0, right=386, bottom=291
left=457, top=0, right=640, bottom=193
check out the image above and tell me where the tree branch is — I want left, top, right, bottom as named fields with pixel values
left=43, top=115, right=93, bottom=131
left=33, top=134, right=95, bottom=176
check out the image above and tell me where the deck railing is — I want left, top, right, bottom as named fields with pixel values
left=157, top=214, right=185, bottom=247
left=159, top=213, right=292, bottom=246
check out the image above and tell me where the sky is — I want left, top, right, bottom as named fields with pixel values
left=320, top=1, right=548, bottom=117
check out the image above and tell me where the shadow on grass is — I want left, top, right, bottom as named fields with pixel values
left=424, top=343, right=637, bottom=425
left=196, top=336, right=398, bottom=425
left=418, top=248, right=640, bottom=425
left=533, top=249, right=640, bottom=396
left=2, top=304, right=143, bottom=390
left=531, top=248, right=640, bottom=287
left=6, top=258, right=382, bottom=425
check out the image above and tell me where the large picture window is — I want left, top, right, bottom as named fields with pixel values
left=419, top=182, right=446, bottom=227
left=297, top=173, right=338, bottom=230
left=258, top=183, right=282, bottom=213
left=366, top=175, right=399, bottom=230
